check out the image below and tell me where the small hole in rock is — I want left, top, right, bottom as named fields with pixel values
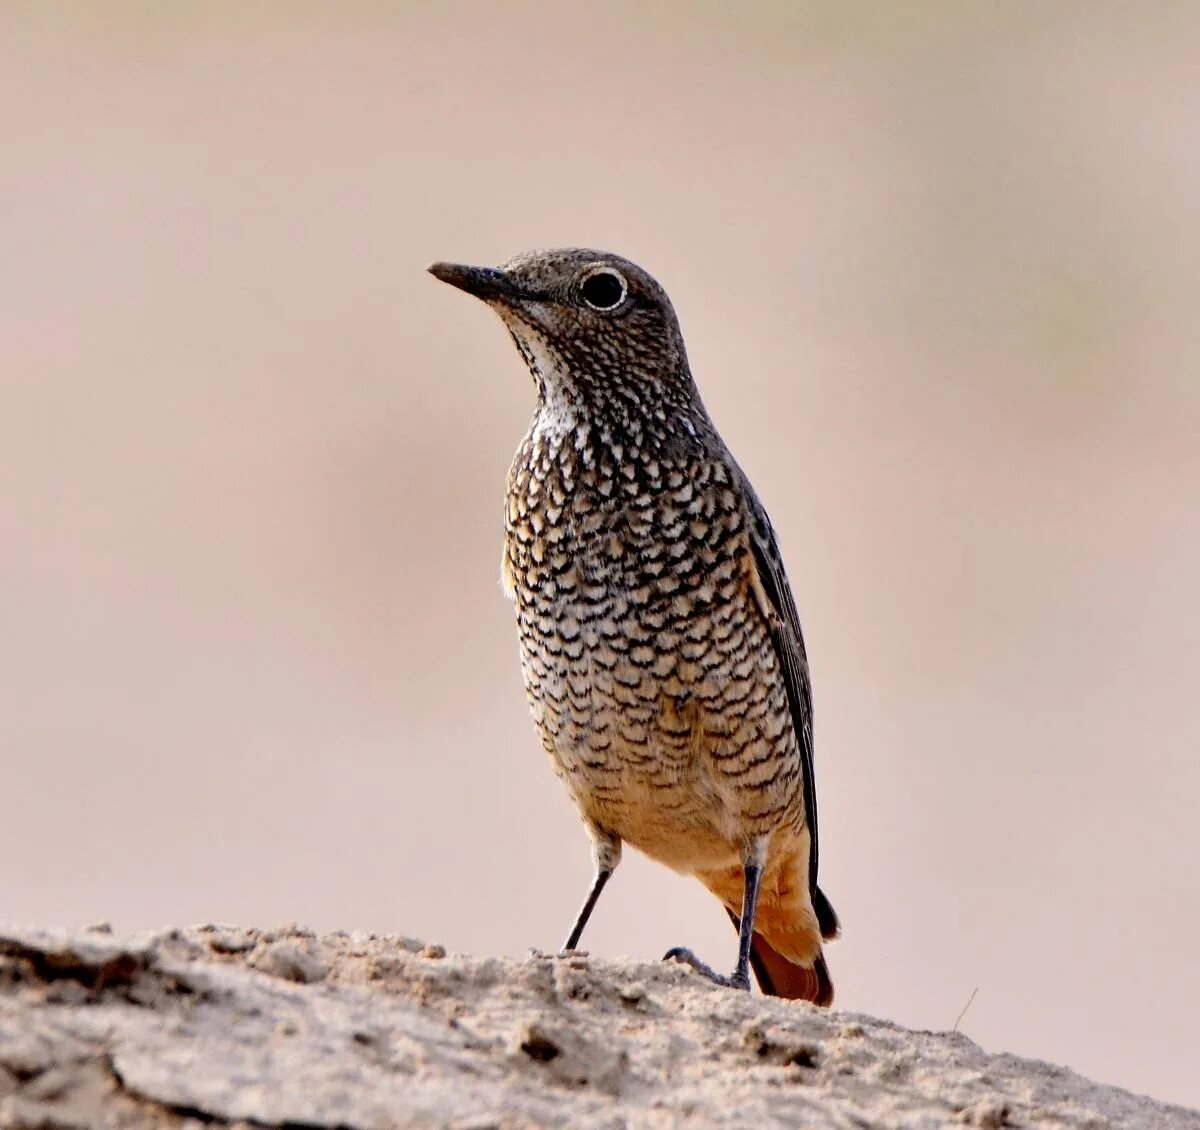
left=520, top=1034, right=561, bottom=1062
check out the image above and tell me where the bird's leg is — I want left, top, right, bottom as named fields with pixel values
left=730, top=855, right=763, bottom=988
left=665, top=843, right=766, bottom=991
left=560, top=833, right=620, bottom=953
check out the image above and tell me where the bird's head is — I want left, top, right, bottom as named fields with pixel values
left=429, top=248, right=698, bottom=421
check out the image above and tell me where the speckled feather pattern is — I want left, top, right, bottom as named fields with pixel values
left=435, top=248, right=834, bottom=996
left=506, top=416, right=805, bottom=866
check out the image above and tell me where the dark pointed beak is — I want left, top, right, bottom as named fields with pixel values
left=428, top=261, right=517, bottom=302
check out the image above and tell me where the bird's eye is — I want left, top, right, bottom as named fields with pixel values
left=579, top=268, right=627, bottom=311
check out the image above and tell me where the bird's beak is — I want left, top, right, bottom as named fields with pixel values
left=428, top=261, right=518, bottom=302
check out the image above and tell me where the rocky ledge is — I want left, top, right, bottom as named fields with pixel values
left=0, top=925, right=1194, bottom=1129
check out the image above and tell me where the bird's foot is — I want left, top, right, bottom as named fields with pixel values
left=663, top=946, right=751, bottom=991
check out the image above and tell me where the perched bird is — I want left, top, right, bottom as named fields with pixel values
left=429, top=249, right=839, bottom=1003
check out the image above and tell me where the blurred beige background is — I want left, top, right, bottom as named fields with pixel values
left=3, top=1, right=1198, bottom=1110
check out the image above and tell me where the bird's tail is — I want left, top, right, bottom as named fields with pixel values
left=725, top=906, right=835, bottom=1006
left=706, top=829, right=840, bottom=1006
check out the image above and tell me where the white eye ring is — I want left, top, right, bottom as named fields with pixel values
left=579, top=266, right=628, bottom=311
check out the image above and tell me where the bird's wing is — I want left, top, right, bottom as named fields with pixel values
left=737, top=471, right=838, bottom=936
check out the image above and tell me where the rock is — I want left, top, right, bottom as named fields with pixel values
left=248, top=940, right=329, bottom=984
left=0, top=924, right=1194, bottom=1129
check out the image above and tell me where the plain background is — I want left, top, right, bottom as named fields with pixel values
left=3, top=2, right=1198, bottom=1110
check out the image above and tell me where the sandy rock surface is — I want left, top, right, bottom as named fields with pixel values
left=0, top=924, right=1194, bottom=1129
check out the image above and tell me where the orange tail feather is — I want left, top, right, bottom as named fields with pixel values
left=725, top=908, right=834, bottom=1006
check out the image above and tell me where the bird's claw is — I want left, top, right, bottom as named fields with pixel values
left=663, top=946, right=751, bottom=991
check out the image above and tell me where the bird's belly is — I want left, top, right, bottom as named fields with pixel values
left=506, top=443, right=804, bottom=865
left=516, top=572, right=782, bottom=872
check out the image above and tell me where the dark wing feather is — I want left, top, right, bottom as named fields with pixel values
left=739, top=473, right=839, bottom=939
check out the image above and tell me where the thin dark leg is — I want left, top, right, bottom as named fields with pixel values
left=731, top=858, right=763, bottom=989
left=665, top=857, right=764, bottom=991
left=561, top=866, right=613, bottom=953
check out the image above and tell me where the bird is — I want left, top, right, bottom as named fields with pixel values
left=429, top=249, right=839, bottom=1003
